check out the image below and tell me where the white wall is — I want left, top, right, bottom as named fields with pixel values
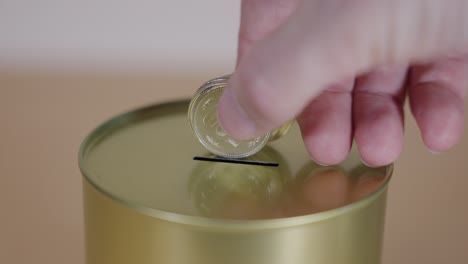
left=0, top=0, right=240, bottom=73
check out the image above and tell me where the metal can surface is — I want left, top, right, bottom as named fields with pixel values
left=79, top=100, right=392, bottom=264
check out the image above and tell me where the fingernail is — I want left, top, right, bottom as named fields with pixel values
left=426, top=146, right=442, bottom=155
left=309, top=155, right=331, bottom=167
left=360, top=159, right=378, bottom=168
left=217, top=87, right=257, bottom=139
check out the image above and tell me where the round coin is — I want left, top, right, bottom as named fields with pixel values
left=189, top=76, right=271, bottom=158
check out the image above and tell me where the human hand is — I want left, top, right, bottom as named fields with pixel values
left=217, top=0, right=468, bottom=166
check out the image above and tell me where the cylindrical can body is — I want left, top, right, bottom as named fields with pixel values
left=80, top=100, right=391, bottom=264
left=84, top=179, right=387, bottom=264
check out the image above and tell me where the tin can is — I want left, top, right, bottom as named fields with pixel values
left=79, top=100, right=392, bottom=264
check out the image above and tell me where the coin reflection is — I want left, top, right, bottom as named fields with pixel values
left=190, top=151, right=389, bottom=220
left=189, top=146, right=291, bottom=220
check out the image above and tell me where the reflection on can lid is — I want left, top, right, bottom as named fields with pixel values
left=79, top=100, right=391, bottom=221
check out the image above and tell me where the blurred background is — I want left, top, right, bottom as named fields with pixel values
left=0, top=0, right=237, bottom=73
left=1, top=1, right=467, bottom=264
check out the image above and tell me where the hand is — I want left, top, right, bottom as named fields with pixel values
left=217, top=0, right=468, bottom=166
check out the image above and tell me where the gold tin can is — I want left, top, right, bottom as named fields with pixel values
left=79, top=100, right=392, bottom=264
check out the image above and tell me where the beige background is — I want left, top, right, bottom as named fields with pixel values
left=1, top=0, right=468, bottom=263
left=1, top=70, right=467, bottom=264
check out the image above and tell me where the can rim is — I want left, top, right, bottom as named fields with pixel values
left=79, top=99, right=393, bottom=231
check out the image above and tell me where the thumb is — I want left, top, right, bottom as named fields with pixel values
left=218, top=0, right=468, bottom=139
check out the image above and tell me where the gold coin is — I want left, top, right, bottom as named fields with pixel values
left=270, top=120, right=293, bottom=141
left=189, top=75, right=270, bottom=158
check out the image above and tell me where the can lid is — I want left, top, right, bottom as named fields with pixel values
left=79, top=100, right=391, bottom=221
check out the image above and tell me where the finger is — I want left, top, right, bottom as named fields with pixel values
left=297, top=79, right=354, bottom=165
left=354, top=66, right=408, bottom=166
left=237, top=0, right=299, bottom=62
left=409, top=57, right=468, bottom=152
left=219, top=0, right=468, bottom=139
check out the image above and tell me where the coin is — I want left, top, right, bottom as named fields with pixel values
left=269, top=119, right=293, bottom=141
left=189, top=76, right=271, bottom=158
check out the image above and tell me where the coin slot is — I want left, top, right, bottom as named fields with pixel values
left=193, top=156, right=279, bottom=167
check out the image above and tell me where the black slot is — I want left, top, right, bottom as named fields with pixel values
left=193, top=156, right=279, bottom=167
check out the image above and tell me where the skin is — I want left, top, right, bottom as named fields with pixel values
left=217, top=0, right=468, bottom=166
